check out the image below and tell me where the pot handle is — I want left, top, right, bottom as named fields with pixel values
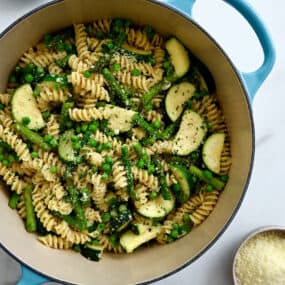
left=17, top=265, right=50, bottom=285
left=164, top=0, right=276, bottom=101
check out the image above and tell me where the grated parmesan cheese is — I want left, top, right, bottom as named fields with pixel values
left=235, top=230, right=285, bottom=285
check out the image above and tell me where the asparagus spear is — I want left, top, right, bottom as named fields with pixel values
left=8, top=192, right=20, bottom=209
left=23, top=185, right=37, bottom=232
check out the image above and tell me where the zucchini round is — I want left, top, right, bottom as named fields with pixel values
left=165, top=37, right=190, bottom=78
left=202, top=133, right=225, bottom=174
left=173, top=110, right=206, bottom=155
left=136, top=193, right=175, bottom=219
left=11, top=84, right=45, bottom=130
left=170, top=164, right=193, bottom=203
left=165, top=82, right=196, bottom=122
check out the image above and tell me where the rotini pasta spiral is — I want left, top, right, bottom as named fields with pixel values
left=68, top=107, right=109, bottom=122
left=0, top=125, right=31, bottom=161
left=37, top=86, right=71, bottom=111
left=44, top=114, right=60, bottom=138
left=68, top=54, right=91, bottom=72
left=93, top=19, right=112, bottom=33
left=74, top=24, right=89, bottom=59
left=38, top=234, right=74, bottom=250
left=126, top=28, right=152, bottom=50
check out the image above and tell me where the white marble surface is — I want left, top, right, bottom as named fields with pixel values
left=0, top=0, right=284, bottom=284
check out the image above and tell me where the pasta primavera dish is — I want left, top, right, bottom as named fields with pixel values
left=0, top=18, right=231, bottom=261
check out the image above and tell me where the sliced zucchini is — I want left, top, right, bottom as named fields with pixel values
left=202, top=133, right=225, bottom=174
left=111, top=208, right=133, bottom=232
left=173, top=110, right=206, bottom=156
left=122, top=43, right=152, bottom=55
left=170, top=164, right=193, bottom=203
left=136, top=193, right=175, bottom=219
left=165, top=82, right=196, bottom=122
left=120, top=224, right=161, bottom=253
left=80, top=243, right=103, bottom=261
left=58, top=130, right=77, bottom=162
left=106, top=105, right=136, bottom=133
left=131, top=223, right=150, bottom=235
left=165, top=37, right=190, bottom=78
left=11, top=84, right=45, bottom=130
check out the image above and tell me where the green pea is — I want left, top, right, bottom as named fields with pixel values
left=3, top=159, right=9, bottom=166
left=205, top=184, right=214, bottom=192
left=31, top=151, right=38, bottom=159
left=81, top=124, right=88, bottom=132
left=0, top=103, right=5, bottom=110
left=22, top=117, right=31, bottom=125
left=102, top=163, right=111, bottom=172
left=220, top=175, right=228, bottom=183
left=102, top=212, right=111, bottom=223
left=83, top=70, right=91, bottom=78
left=145, top=103, right=153, bottom=111
left=57, top=43, right=65, bottom=51
left=49, top=138, right=58, bottom=148
left=149, top=191, right=158, bottom=199
left=147, top=164, right=155, bottom=174
left=105, top=156, right=113, bottom=165
left=110, top=209, right=118, bottom=217
left=64, top=43, right=73, bottom=53
left=112, top=63, right=120, bottom=71
left=96, top=144, right=103, bottom=152
left=170, top=229, right=179, bottom=239
left=41, top=111, right=50, bottom=120
left=136, top=159, right=144, bottom=169
left=183, top=213, right=190, bottom=223
left=133, top=142, right=142, bottom=153
left=118, top=204, right=127, bottom=213
left=33, top=89, right=40, bottom=97
left=152, top=120, right=161, bottom=129
left=103, top=142, right=112, bottom=150
left=24, top=73, right=34, bottom=83
left=172, top=223, right=179, bottom=230
left=8, top=154, right=15, bottom=163
left=15, top=66, right=22, bottom=73
left=203, top=170, right=213, bottom=180
left=76, top=125, right=81, bottom=134
left=71, top=135, right=79, bottom=142
left=88, top=122, right=98, bottom=132
left=172, top=183, right=181, bottom=193
left=44, top=135, right=53, bottom=143
left=50, top=166, right=57, bottom=173
left=101, top=173, right=109, bottom=180
left=97, top=223, right=106, bottom=232
left=73, top=142, right=81, bottom=150
left=88, top=138, right=97, bottom=147
left=36, top=66, right=44, bottom=75
left=180, top=224, right=191, bottom=233
left=131, top=68, right=141, bottom=76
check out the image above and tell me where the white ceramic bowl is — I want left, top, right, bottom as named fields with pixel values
left=232, top=226, right=285, bottom=285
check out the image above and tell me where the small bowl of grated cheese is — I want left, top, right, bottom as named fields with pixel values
left=233, top=226, right=285, bottom=285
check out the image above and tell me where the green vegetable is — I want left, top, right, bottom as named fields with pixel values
left=12, top=84, right=45, bottom=130
left=121, top=146, right=136, bottom=199
left=53, top=212, right=87, bottom=231
left=141, top=84, right=162, bottom=107
left=67, top=185, right=87, bottom=229
left=15, top=123, right=51, bottom=151
left=102, top=68, right=131, bottom=107
left=23, top=185, right=37, bottom=232
left=132, top=114, right=156, bottom=136
left=50, top=166, right=57, bottom=173
left=60, top=101, right=74, bottom=131
left=189, top=165, right=225, bottom=191
left=8, top=192, right=20, bottom=209
left=111, top=207, right=132, bottom=232
left=80, top=244, right=103, bottom=261
left=58, top=130, right=77, bottom=163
